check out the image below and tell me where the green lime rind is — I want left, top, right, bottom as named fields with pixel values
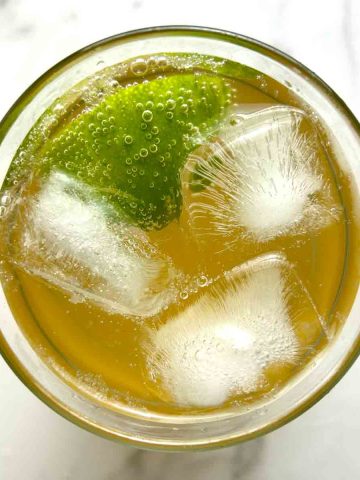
left=159, top=52, right=260, bottom=80
left=39, top=73, right=230, bottom=229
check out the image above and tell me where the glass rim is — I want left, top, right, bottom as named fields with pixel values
left=0, top=25, right=359, bottom=450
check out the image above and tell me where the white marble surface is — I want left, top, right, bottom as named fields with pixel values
left=0, top=0, right=359, bottom=478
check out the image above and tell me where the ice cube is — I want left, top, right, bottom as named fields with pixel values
left=5, top=171, right=178, bottom=317
left=182, top=106, right=340, bottom=243
left=146, top=253, right=327, bottom=408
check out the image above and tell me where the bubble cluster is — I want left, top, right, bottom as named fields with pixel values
left=129, top=55, right=169, bottom=78
left=44, top=68, right=228, bottom=229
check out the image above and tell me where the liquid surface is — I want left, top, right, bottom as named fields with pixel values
left=0, top=53, right=346, bottom=415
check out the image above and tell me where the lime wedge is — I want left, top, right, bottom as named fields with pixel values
left=36, top=73, right=230, bottom=229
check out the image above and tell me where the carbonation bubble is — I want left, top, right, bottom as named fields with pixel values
left=130, top=58, right=148, bottom=76
left=124, top=135, right=133, bottom=145
left=157, top=56, right=168, bottom=68
left=197, top=275, right=208, bottom=288
left=149, top=144, right=158, bottom=153
left=142, top=110, right=153, bottom=122
left=140, top=148, right=148, bottom=158
left=1, top=194, right=11, bottom=206
left=180, top=290, right=189, bottom=300
left=166, top=99, right=176, bottom=110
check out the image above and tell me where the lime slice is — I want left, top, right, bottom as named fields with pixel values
left=36, top=73, right=231, bottom=229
